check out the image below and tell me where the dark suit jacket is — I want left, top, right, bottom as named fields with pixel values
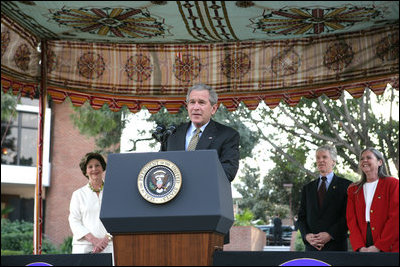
left=165, top=119, right=240, bottom=182
left=298, top=174, right=352, bottom=251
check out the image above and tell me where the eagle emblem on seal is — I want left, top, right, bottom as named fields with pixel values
left=151, top=170, right=171, bottom=193
left=137, top=159, right=182, bottom=204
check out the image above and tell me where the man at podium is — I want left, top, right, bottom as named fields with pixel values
left=100, top=85, right=238, bottom=263
left=165, top=83, right=240, bottom=182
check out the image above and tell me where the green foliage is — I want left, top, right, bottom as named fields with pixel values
left=1, top=90, right=19, bottom=121
left=1, top=91, right=19, bottom=161
left=1, top=218, right=33, bottom=234
left=236, top=145, right=313, bottom=221
left=262, top=145, right=314, bottom=217
left=294, top=230, right=305, bottom=251
left=2, top=231, right=33, bottom=252
left=235, top=163, right=272, bottom=220
left=215, top=104, right=259, bottom=159
left=234, top=208, right=254, bottom=226
left=148, top=106, right=189, bottom=128
left=1, top=249, right=25, bottom=255
left=1, top=219, right=58, bottom=255
left=69, top=100, right=127, bottom=153
left=236, top=88, right=399, bottom=223
left=1, top=206, right=14, bottom=216
left=59, top=236, right=72, bottom=254
left=257, top=88, right=399, bottom=177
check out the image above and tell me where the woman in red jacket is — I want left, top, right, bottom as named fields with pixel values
left=347, top=148, right=399, bottom=252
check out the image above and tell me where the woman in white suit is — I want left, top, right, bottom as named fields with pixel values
left=69, top=152, right=113, bottom=254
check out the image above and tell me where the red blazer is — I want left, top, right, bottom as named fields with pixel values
left=346, top=177, right=399, bottom=252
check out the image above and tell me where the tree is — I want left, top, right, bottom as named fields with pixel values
left=234, top=163, right=271, bottom=221
left=261, top=145, right=312, bottom=219
left=1, top=90, right=19, bottom=122
left=69, top=100, right=128, bottom=154
left=1, top=91, right=19, bottom=164
left=235, top=145, right=311, bottom=222
left=245, top=86, right=398, bottom=177
left=235, top=86, right=398, bottom=221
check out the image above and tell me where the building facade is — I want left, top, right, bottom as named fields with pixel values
left=1, top=97, right=96, bottom=246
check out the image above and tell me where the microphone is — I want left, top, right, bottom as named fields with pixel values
left=152, top=124, right=165, bottom=142
left=159, top=125, right=176, bottom=151
left=164, top=125, right=176, bottom=137
left=161, top=125, right=176, bottom=143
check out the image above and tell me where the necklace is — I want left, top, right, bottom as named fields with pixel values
left=89, top=181, right=104, bottom=193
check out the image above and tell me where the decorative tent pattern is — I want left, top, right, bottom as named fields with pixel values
left=1, top=1, right=399, bottom=255
left=1, top=1, right=399, bottom=113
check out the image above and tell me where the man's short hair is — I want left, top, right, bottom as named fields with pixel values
left=316, top=145, right=337, bottom=162
left=186, top=83, right=218, bottom=106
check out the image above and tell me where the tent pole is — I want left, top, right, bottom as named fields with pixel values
left=34, top=40, right=47, bottom=255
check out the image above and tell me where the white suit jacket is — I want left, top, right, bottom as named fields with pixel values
left=69, top=183, right=113, bottom=251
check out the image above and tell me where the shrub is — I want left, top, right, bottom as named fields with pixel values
left=1, top=219, right=33, bottom=252
left=294, top=230, right=305, bottom=251
left=1, top=249, right=25, bottom=255
left=234, top=209, right=254, bottom=226
left=1, top=219, right=59, bottom=255
left=60, top=236, right=72, bottom=254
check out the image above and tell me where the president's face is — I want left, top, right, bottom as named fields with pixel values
left=187, top=89, right=218, bottom=128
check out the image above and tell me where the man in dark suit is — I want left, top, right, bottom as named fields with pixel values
left=298, top=145, right=352, bottom=251
left=165, top=83, right=240, bottom=182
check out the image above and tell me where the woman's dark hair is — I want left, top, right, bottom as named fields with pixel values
left=79, top=152, right=106, bottom=179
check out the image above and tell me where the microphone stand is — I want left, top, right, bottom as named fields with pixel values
left=160, top=125, right=176, bottom=151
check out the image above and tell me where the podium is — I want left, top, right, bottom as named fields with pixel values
left=100, top=150, right=234, bottom=266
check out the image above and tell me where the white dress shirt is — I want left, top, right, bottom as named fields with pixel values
left=185, top=121, right=209, bottom=150
left=318, top=172, right=334, bottom=190
left=363, top=179, right=379, bottom=222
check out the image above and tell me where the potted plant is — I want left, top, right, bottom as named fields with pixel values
left=223, top=209, right=266, bottom=251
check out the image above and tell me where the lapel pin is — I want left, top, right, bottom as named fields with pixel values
left=209, top=137, right=213, bottom=139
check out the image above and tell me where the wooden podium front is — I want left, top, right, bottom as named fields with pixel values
left=100, top=151, right=234, bottom=266
left=113, top=232, right=224, bottom=266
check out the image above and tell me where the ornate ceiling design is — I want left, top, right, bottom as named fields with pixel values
left=1, top=1, right=399, bottom=113
left=1, top=1, right=398, bottom=43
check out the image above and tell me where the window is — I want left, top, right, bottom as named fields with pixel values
left=1, top=95, right=51, bottom=186
left=1, top=97, right=39, bottom=167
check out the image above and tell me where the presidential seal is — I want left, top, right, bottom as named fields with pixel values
left=137, top=159, right=182, bottom=204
